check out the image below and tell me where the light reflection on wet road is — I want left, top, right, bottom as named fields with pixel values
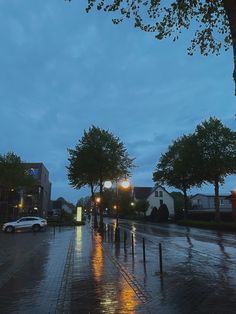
left=70, top=226, right=141, bottom=313
left=114, top=219, right=236, bottom=313
left=0, top=227, right=74, bottom=313
left=0, top=221, right=236, bottom=313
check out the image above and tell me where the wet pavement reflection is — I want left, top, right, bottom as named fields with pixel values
left=0, top=227, right=74, bottom=313
left=1, top=220, right=236, bottom=313
left=70, top=227, right=141, bottom=313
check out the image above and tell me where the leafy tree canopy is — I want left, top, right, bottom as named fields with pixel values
left=67, top=126, right=134, bottom=194
left=66, top=0, right=236, bottom=93
left=135, top=199, right=149, bottom=215
left=194, top=117, right=236, bottom=220
left=153, top=134, right=201, bottom=213
left=0, top=152, right=35, bottom=190
left=153, top=134, right=201, bottom=191
left=85, top=0, right=231, bottom=55
left=195, top=116, right=236, bottom=184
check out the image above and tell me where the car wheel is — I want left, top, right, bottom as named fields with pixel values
left=5, top=226, right=14, bottom=233
left=32, top=224, right=40, bottom=232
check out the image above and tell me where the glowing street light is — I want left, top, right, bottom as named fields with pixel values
left=95, top=197, right=101, bottom=203
left=104, top=180, right=112, bottom=189
left=114, top=178, right=132, bottom=242
left=120, top=179, right=131, bottom=189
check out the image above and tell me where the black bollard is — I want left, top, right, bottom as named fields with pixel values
left=115, top=226, right=120, bottom=243
left=111, top=226, right=113, bottom=243
left=159, top=243, right=163, bottom=274
left=131, top=233, right=134, bottom=256
left=103, top=225, right=106, bottom=241
left=143, top=238, right=146, bottom=263
left=124, top=230, right=127, bottom=247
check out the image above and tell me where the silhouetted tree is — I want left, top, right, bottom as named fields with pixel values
left=153, top=134, right=201, bottom=217
left=66, top=0, right=236, bottom=94
left=170, top=191, right=190, bottom=220
left=0, top=152, right=36, bottom=216
left=135, top=199, right=149, bottom=217
left=67, top=126, right=134, bottom=229
left=195, top=117, right=236, bottom=221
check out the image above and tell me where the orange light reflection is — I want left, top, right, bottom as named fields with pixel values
left=92, top=234, right=104, bottom=283
left=119, top=278, right=140, bottom=312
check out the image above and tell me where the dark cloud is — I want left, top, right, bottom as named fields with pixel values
left=0, top=0, right=235, bottom=203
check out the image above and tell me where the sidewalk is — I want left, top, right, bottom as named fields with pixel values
left=0, top=223, right=236, bottom=313
left=66, top=222, right=236, bottom=314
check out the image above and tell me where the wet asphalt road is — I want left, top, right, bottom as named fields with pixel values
left=116, top=219, right=236, bottom=313
left=0, top=221, right=236, bottom=313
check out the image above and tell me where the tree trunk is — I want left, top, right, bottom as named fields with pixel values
left=183, top=188, right=188, bottom=219
left=223, top=0, right=236, bottom=94
left=90, top=184, right=98, bottom=229
left=214, top=180, right=221, bottom=221
left=99, top=181, right=104, bottom=231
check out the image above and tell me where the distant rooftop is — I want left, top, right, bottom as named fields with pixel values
left=133, top=187, right=152, bottom=200
left=191, top=193, right=230, bottom=198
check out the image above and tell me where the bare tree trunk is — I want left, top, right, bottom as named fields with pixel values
left=99, top=181, right=104, bottom=231
left=183, top=187, right=188, bottom=220
left=214, top=180, right=221, bottom=221
left=223, top=0, right=236, bottom=94
left=90, top=184, right=98, bottom=229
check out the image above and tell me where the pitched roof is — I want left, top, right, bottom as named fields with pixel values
left=133, top=187, right=152, bottom=200
left=149, top=185, right=174, bottom=199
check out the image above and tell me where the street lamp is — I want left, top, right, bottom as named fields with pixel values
left=120, top=179, right=131, bottom=189
left=104, top=181, right=112, bottom=189
left=102, top=179, right=131, bottom=241
left=95, top=197, right=101, bottom=204
left=93, top=196, right=101, bottom=229
left=115, top=178, right=131, bottom=242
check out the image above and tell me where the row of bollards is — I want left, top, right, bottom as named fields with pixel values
left=104, top=223, right=163, bottom=275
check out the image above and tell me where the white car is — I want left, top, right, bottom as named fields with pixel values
left=2, top=216, right=47, bottom=233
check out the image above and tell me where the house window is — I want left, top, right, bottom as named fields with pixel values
left=220, top=199, right=224, bottom=205
left=155, top=191, right=158, bottom=197
left=159, top=191, right=163, bottom=197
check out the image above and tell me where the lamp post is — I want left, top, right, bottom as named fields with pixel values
left=93, top=196, right=101, bottom=229
left=103, top=179, right=131, bottom=242
left=114, top=178, right=131, bottom=242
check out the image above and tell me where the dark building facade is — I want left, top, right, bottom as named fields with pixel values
left=23, top=163, right=52, bottom=217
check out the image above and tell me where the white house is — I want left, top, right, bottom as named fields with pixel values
left=146, top=186, right=175, bottom=217
left=133, top=186, right=175, bottom=217
left=190, top=194, right=231, bottom=212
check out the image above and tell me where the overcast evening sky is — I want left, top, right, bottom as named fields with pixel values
left=0, top=1, right=235, bottom=204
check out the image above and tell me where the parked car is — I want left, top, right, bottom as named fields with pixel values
left=2, top=216, right=47, bottom=233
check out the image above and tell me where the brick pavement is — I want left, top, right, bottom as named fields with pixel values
left=0, top=228, right=75, bottom=313
left=1, top=223, right=236, bottom=313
